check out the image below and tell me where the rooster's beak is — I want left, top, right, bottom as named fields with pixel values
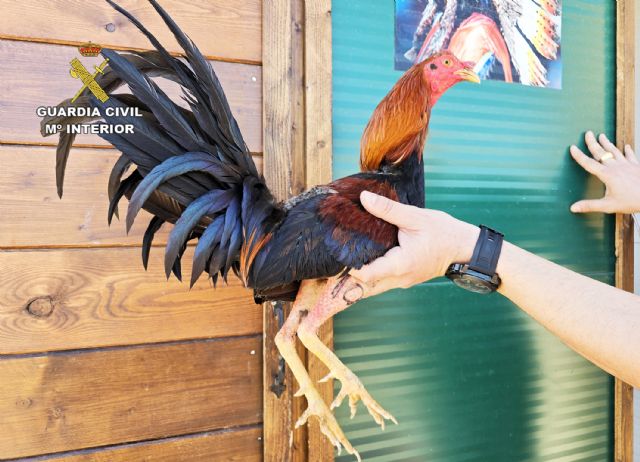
left=455, top=68, right=481, bottom=84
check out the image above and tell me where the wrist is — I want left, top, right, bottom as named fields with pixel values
left=435, top=214, right=479, bottom=275
left=451, top=222, right=481, bottom=263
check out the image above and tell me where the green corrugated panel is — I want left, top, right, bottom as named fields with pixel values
left=332, top=1, right=615, bottom=461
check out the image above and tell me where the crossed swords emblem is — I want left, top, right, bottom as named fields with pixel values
left=69, top=57, right=110, bottom=103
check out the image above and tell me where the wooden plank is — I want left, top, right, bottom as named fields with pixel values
left=304, top=1, right=334, bottom=461
left=0, top=246, right=260, bottom=354
left=288, top=3, right=309, bottom=459
left=615, top=0, right=635, bottom=460
left=0, top=145, right=263, bottom=248
left=0, top=337, right=262, bottom=459
left=0, top=40, right=262, bottom=152
left=304, top=1, right=333, bottom=191
left=21, top=427, right=262, bottom=462
left=0, top=145, right=161, bottom=247
left=262, top=1, right=307, bottom=461
left=0, top=0, right=261, bottom=64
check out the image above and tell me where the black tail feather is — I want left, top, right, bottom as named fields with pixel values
left=142, top=216, right=165, bottom=269
left=164, top=189, right=234, bottom=278
left=101, top=48, right=206, bottom=152
left=43, top=50, right=184, bottom=197
left=43, top=0, right=279, bottom=291
left=108, top=170, right=141, bottom=225
left=146, top=0, right=250, bottom=159
left=108, top=154, right=133, bottom=220
left=191, top=215, right=224, bottom=287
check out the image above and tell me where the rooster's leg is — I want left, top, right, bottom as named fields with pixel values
left=297, top=275, right=398, bottom=429
left=274, top=279, right=360, bottom=461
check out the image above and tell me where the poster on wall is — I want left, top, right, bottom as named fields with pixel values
left=395, top=0, right=562, bottom=89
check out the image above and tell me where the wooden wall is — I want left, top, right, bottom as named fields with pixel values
left=0, top=1, right=264, bottom=460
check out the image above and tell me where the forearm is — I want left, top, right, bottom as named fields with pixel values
left=352, top=192, right=640, bottom=385
left=494, top=240, right=640, bottom=386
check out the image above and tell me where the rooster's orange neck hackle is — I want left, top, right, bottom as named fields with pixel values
left=360, top=64, right=431, bottom=172
left=360, top=51, right=479, bottom=172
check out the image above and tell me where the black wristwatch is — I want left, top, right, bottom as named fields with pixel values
left=445, top=225, right=503, bottom=294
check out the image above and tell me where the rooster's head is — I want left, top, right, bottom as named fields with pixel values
left=421, top=51, right=480, bottom=102
left=360, top=51, right=479, bottom=172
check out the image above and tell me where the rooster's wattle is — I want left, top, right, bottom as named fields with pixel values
left=42, top=1, right=479, bottom=458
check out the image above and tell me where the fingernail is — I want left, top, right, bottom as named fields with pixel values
left=570, top=204, right=579, bottom=213
left=361, top=191, right=382, bottom=206
left=360, top=191, right=374, bottom=203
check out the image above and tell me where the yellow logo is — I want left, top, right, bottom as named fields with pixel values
left=78, top=41, right=102, bottom=57
left=69, top=42, right=110, bottom=103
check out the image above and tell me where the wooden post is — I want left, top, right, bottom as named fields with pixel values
left=263, top=1, right=333, bottom=461
left=262, top=1, right=306, bottom=461
left=615, top=0, right=635, bottom=460
left=304, top=1, right=334, bottom=461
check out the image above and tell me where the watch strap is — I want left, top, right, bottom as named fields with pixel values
left=468, top=225, right=504, bottom=275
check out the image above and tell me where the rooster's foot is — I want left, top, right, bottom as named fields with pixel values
left=321, top=369, right=398, bottom=430
left=295, top=386, right=361, bottom=462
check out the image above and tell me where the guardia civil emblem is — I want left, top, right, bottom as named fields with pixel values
left=69, top=42, right=110, bottom=103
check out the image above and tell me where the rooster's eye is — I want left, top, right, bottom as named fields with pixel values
left=443, top=59, right=452, bottom=67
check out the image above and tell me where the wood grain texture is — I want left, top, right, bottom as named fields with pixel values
left=0, top=3, right=266, bottom=460
left=304, top=0, right=333, bottom=191
left=304, top=1, right=334, bottom=461
left=614, top=0, right=635, bottom=460
left=262, top=1, right=307, bottom=461
left=0, top=337, right=262, bottom=459
left=20, top=427, right=262, bottom=462
left=0, top=145, right=263, bottom=248
left=0, top=0, right=261, bottom=64
left=289, top=2, right=309, bottom=460
left=0, top=40, right=262, bottom=152
left=0, top=246, right=260, bottom=354
left=262, top=0, right=304, bottom=202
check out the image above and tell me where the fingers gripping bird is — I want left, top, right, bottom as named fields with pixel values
left=41, top=1, right=480, bottom=458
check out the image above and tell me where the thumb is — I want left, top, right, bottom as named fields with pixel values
left=360, top=191, right=418, bottom=228
left=570, top=198, right=612, bottom=214
left=350, top=247, right=405, bottom=283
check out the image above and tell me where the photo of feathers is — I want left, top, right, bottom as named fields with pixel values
left=395, top=0, right=562, bottom=88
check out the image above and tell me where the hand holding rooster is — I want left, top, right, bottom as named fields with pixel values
left=350, top=192, right=479, bottom=296
left=351, top=161, right=640, bottom=393
left=354, top=131, right=640, bottom=287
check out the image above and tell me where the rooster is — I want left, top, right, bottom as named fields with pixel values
left=41, top=1, right=479, bottom=459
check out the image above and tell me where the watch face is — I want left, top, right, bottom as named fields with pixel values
left=452, top=274, right=493, bottom=294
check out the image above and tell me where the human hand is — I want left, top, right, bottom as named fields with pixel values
left=350, top=191, right=479, bottom=295
left=569, top=131, right=640, bottom=214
